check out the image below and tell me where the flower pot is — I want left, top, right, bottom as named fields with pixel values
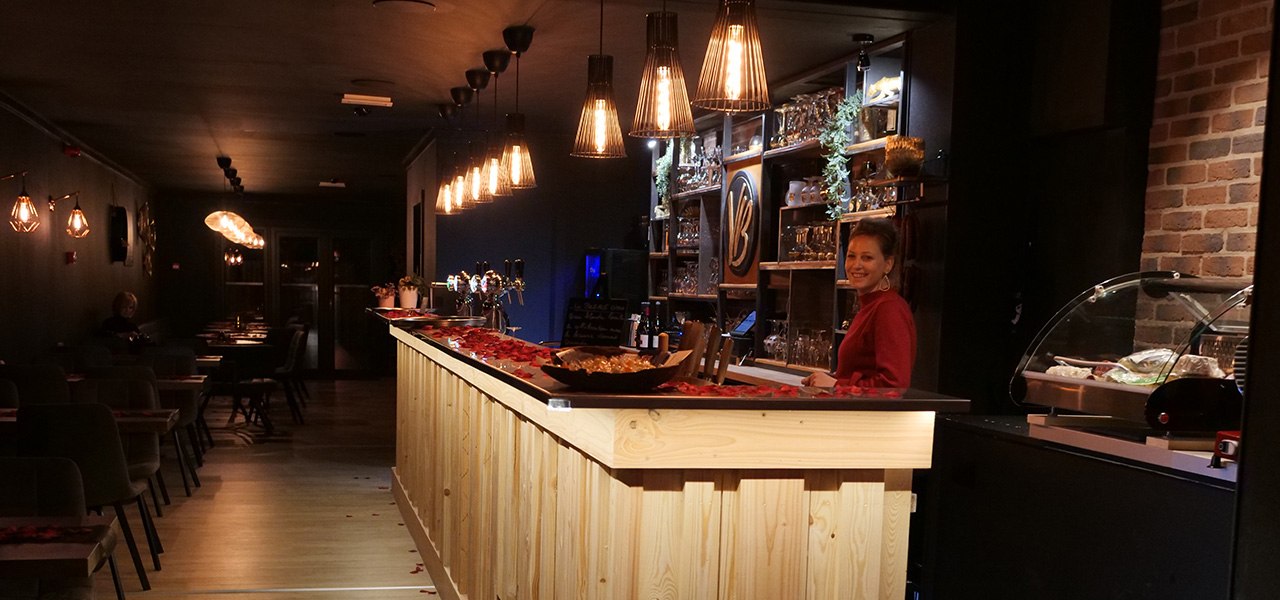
left=376, top=295, right=395, bottom=308
left=398, top=288, right=419, bottom=309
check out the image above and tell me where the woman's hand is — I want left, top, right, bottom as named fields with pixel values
left=801, top=372, right=838, bottom=388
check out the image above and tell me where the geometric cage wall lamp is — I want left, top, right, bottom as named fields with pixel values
left=3, top=171, right=38, bottom=233
left=49, top=191, right=90, bottom=238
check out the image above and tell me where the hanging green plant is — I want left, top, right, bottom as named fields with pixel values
left=819, top=90, right=863, bottom=220
left=654, top=142, right=674, bottom=219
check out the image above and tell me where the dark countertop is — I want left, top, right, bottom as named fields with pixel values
left=390, top=323, right=971, bottom=413
left=939, top=414, right=1236, bottom=489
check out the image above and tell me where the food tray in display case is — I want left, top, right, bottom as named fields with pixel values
left=1012, top=271, right=1250, bottom=425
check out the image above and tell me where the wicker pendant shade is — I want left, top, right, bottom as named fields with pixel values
left=571, top=54, right=627, bottom=158
left=631, top=11, right=695, bottom=138
left=435, top=182, right=455, bottom=215
left=692, top=0, right=770, bottom=113
left=500, top=113, right=537, bottom=189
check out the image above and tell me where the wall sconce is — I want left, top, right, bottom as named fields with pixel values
left=49, top=191, right=90, bottom=238
left=4, top=171, right=38, bottom=233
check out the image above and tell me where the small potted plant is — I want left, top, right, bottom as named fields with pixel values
left=398, top=274, right=425, bottom=309
left=371, top=283, right=397, bottom=308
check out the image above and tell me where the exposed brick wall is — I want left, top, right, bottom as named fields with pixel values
left=1144, top=0, right=1270, bottom=278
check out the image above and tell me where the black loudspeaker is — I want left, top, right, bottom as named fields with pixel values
left=108, top=206, right=129, bottom=262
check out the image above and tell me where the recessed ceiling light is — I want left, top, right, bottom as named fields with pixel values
left=319, top=179, right=347, bottom=188
left=341, top=93, right=393, bottom=107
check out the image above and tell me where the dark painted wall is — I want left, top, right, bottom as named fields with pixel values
left=937, top=0, right=1158, bottom=413
left=155, top=191, right=402, bottom=337
left=435, top=130, right=652, bottom=345
left=0, top=107, right=155, bottom=362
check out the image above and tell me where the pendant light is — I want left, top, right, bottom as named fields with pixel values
left=631, top=7, right=695, bottom=138
left=5, top=172, right=38, bottom=233
left=500, top=25, right=537, bottom=189
left=571, top=0, right=626, bottom=158
left=435, top=181, right=455, bottom=215
left=483, top=49, right=513, bottom=197
left=466, top=69, right=495, bottom=203
left=692, top=0, right=770, bottom=113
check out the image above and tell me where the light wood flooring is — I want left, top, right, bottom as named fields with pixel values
left=97, top=378, right=435, bottom=599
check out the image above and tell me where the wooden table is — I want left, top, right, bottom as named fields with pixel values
left=0, top=516, right=119, bottom=578
left=390, top=326, right=967, bottom=600
left=196, top=355, right=222, bottom=370
left=0, top=408, right=178, bottom=436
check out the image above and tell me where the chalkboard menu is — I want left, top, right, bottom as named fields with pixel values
left=561, top=298, right=630, bottom=347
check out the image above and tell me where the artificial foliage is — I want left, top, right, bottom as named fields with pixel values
left=819, top=90, right=863, bottom=220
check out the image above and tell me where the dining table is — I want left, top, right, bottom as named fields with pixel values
left=0, top=515, right=119, bottom=578
left=0, top=408, right=179, bottom=437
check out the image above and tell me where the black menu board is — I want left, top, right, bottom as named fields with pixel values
left=561, top=298, right=630, bottom=347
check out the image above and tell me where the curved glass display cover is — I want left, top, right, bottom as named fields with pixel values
left=1013, top=271, right=1250, bottom=421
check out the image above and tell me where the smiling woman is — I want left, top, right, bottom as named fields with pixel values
left=804, top=217, right=915, bottom=388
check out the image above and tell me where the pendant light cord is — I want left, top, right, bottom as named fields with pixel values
left=599, top=0, right=604, bottom=54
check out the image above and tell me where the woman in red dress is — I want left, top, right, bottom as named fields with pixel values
left=803, top=218, right=915, bottom=388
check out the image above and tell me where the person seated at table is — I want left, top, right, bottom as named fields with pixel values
left=99, top=291, right=152, bottom=352
left=802, top=218, right=916, bottom=388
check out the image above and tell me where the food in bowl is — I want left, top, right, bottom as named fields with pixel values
left=563, top=353, right=658, bottom=373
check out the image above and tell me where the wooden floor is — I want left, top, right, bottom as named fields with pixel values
left=96, top=378, right=435, bottom=598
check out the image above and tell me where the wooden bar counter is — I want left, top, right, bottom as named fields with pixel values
left=389, top=325, right=967, bottom=600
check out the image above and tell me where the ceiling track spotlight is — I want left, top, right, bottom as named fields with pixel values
left=853, top=33, right=874, bottom=72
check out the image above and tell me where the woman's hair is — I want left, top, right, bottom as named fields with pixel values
left=112, top=291, right=138, bottom=315
left=849, top=217, right=899, bottom=258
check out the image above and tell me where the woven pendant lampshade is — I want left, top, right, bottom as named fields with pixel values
left=571, top=55, right=627, bottom=158
left=435, top=182, right=455, bottom=215
left=692, top=0, right=770, bottom=113
left=631, top=11, right=695, bottom=138
left=500, top=113, right=537, bottom=189
left=484, top=143, right=510, bottom=197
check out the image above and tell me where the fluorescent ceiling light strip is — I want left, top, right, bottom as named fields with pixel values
left=341, top=93, right=394, bottom=107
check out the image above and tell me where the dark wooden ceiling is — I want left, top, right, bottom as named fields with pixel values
left=0, top=0, right=942, bottom=198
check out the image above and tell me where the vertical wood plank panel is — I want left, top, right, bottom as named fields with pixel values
left=878, top=469, right=913, bottom=600
left=603, top=470, right=641, bottom=599
left=555, top=441, right=588, bottom=600
left=806, top=471, right=886, bottom=600
left=719, top=471, right=807, bottom=600
left=637, top=470, right=723, bottom=599
left=537, top=433, right=560, bottom=599
left=494, top=410, right=519, bottom=600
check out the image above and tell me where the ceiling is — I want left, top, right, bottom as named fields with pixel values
left=0, top=0, right=944, bottom=198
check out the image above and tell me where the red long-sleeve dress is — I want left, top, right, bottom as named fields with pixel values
left=833, top=289, right=916, bottom=388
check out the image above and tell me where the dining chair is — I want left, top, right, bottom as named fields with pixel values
left=0, top=456, right=123, bottom=600
left=0, top=364, right=71, bottom=405
left=270, top=328, right=307, bottom=424
left=0, top=379, right=17, bottom=408
left=75, top=373, right=180, bottom=508
left=17, top=403, right=161, bottom=591
left=141, top=346, right=207, bottom=475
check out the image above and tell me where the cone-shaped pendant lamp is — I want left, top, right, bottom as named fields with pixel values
left=572, top=55, right=627, bottom=158
left=692, top=0, right=770, bottom=113
left=500, top=113, right=537, bottom=189
left=572, top=0, right=626, bottom=158
left=465, top=70, right=495, bottom=203
left=484, top=49, right=514, bottom=197
left=502, top=25, right=537, bottom=189
left=435, top=182, right=455, bottom=215
left=8, top=173, right=38, bottom=233
left=631, top=11, right=695, bottom=138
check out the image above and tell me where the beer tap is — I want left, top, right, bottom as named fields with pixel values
left=444, top=257, right=527, bottom=333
